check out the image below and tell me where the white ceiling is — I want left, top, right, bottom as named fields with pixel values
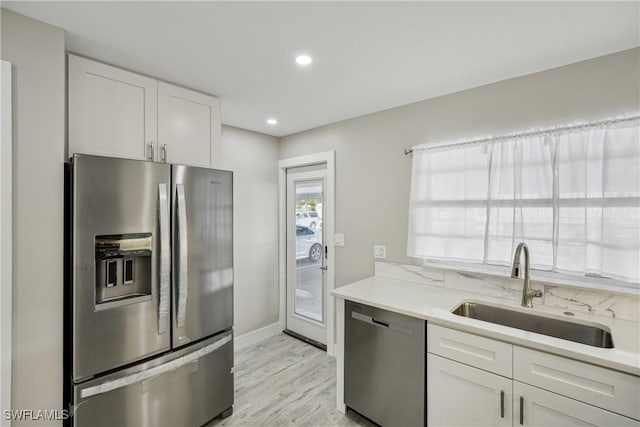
left=3, top=1, right=639, bottom=137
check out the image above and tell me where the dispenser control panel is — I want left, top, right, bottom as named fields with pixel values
left=94, top=233, right=152, bottom=306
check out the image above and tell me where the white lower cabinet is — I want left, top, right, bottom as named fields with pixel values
left=514, top=382, right=637, bottom=427
left=427, top=324, right=639, bottom=427
left=428, top=353, right=511, bottom=427
left=513, top=347, right=640, bottom=420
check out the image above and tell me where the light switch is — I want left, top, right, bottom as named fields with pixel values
left=374, top=245, right=386, bottom=259
left=335, top=233, right=345, bottom=247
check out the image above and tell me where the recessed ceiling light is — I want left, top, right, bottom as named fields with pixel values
left=267, top=118, right=278, bottom=125
left=295, top=54, right=312, bottom=66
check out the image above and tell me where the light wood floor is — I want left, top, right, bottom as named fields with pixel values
left=209, top=333, right=374, bottom=427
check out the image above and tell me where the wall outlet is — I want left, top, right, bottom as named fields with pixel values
left=335, top=233, right=345, bottom=247
left=374, top=245, right=386, bottom=259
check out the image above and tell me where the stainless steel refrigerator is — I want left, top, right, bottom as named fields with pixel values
left=64, top=154, right=234, bottom=426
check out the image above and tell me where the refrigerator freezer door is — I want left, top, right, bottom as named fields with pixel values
left=72, top=155, right=171, bottom=381
left=73, top=331, right=234, bottom=427
left=171, top=165, right=233, bottom=347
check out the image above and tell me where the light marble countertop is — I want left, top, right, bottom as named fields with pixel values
left=332, top=275, right=640, bottom=377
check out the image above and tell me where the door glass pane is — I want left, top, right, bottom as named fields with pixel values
left=294, top=179, right=324, bottom=323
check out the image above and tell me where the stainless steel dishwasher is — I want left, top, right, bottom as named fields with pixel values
left=345, top=300, right=426, bottom=426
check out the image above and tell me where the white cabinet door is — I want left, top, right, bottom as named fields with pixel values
left=157, top=82, right=220, bottom=168
left=514, top=347, right=640, bottom=420
left=68, top=55, right=157, bottom=161
left=428, top=353, right=512, bottom=427
left=514, top=382, right=639, bottom=427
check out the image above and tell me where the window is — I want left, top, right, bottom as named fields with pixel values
left=296, top=225, right=314, bottom=236
left=407, top=117, right=640, bottom=284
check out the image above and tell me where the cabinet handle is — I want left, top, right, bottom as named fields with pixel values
left=519, top=396, right=524, bottom=425
left=161, top=144, right=168, bottom=162
left=148, top=142, right=155, bottom=161
left=500, top=390, right=505, bottom=418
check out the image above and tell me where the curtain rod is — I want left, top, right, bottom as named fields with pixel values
left=404, top=114, right=640, bottom=155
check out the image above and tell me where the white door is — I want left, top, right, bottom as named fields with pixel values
left=286, top=166, right=327, bottom=345
left=68, top=54, right=157, bottom=161
left=514, top=382, right=637, bottom=427
left=428, top=353, right=512, bottom=427
left=157, top=81, right=220, bottom=168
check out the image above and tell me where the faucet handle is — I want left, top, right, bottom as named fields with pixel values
left=529, top=289, right=543, bottom=298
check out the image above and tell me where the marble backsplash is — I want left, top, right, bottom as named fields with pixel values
left=374, top=261, right=640, bottom=323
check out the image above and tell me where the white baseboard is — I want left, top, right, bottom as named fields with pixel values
left=234, top=322, right=282, bottom=351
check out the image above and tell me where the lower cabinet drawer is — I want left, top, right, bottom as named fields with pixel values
left=514, top=381, right=639, bottom=427
left=74, top=332, right=234, bottom=427
left=428, top=324, right=512, bottom=377
left=513, top=346, right=640, bottom=421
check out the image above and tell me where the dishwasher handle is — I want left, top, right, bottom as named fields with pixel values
left=351, top=311, right=414, bottom=337
left=371, top=318, right=389, bottom=328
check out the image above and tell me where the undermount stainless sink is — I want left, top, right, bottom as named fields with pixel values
left=452, top=302, right=614, bottom=348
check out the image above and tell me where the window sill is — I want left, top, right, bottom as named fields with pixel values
left=420, top=260, right=640, bottom=297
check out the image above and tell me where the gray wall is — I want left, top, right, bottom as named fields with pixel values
left=280, top=48, right=640, bottom=288
left=1, top=9, right=65, bottom=425
left=220, top=125, right=280, bottom=335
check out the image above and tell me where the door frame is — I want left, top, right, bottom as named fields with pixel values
left=278, top=151, right=335, bottom=356
left=1, top=60, right=12, bottom=425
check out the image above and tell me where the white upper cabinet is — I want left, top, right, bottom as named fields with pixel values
left=68, top=55, right=157, bottom=161
left=68, top=55, right=221, bottom=167
left=157, top=82, right=221, bottom=168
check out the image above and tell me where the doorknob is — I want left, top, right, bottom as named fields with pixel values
left=319, top=266, right=328, bottom=271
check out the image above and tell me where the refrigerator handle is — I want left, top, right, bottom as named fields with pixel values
left=176, top=184, right=189, bottom=328
left=157, top=183, right=170, bottom=335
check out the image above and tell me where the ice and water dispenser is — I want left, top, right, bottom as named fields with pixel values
left=95, top=233, right=152, bottom=306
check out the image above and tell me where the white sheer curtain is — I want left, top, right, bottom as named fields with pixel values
left=486, top=133, right=554, bottom=269
left=407, top=143, right=489, bottom=263
left=407, top=117, right=640, bottom=283
left=556, top=120, right=640, bottom=282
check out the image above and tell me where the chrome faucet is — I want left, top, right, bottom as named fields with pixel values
left=511, top=242, right=542, bottom=308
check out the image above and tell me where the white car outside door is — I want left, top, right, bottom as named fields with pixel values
left=296, top=225, right=322, bottom=262
left=296, top=211, right=319, bottom=230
